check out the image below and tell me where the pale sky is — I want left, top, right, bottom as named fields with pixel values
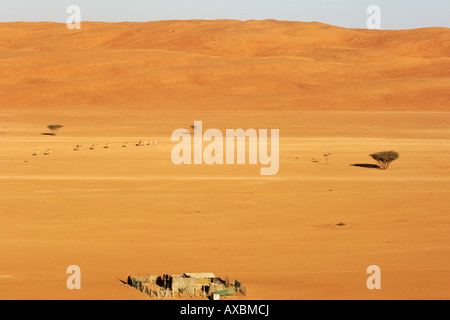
left=0, top=0, right=449, bottom=30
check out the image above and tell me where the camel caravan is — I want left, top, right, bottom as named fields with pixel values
left=32, top=139, right=158, bottom=156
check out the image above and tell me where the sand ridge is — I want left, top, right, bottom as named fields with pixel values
left=0, top=20, right=449, bottom=111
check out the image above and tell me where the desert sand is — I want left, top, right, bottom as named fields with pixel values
left=0, top=20, right=449, bottom=300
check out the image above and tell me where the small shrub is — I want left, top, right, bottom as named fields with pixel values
left=323, top=153, right=332, bottom=164
left=370, top=151, right=399, bottom=170
left=47, top=124, right=64, bottom=136
left=189, top=125, right=199, bottom=135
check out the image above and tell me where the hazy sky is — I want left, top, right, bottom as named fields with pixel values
left=0, top=0, right=449, bottom=30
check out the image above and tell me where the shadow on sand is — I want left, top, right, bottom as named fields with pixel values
left=40, top=133, right=55, bottom=136
left=350, top=164, right=381, bottom=169
left=116, top=277, right=127, bottom=284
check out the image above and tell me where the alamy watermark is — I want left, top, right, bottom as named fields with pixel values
left=66, top=5, right=81, bottom=30
left=171, top=121, right=279, bottom=176
left=66, top=265, right=81, bottom=290
left=366, top=265, right=381, bottom=290
left=367, top=5, right=381, bottom=29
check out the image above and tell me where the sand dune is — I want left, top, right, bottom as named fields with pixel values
left=0, top=20, right=449, bottom=111
left=0, top=21, right=449, bottom=300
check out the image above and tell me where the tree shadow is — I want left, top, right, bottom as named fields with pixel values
left=116, top=277, right=127, bottom=284
left=40, top=133, right=55, bottom=136
left=350, top=164, right=381, bottom=169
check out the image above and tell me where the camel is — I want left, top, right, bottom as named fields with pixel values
left=33, top=150, right=40, bottom=156
left=104, top=143, right=111, bottom=149
left=89, top=144, right=98, bottom=150
left=136, top=140, right=144, bottom=147
left=44, top=149, right=52, bottom=155
left=74, top=145, right=82, bottom=151
left=122, top=142, right=129, bottom=148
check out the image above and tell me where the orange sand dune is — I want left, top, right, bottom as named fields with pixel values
left=0, top=21, right=449, bottom=300
left=0, top=20, right=449, bottom=111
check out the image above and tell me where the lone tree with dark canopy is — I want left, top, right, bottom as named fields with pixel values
left=370, top=151, right=399, bottom=170
left=47, top=124, right=64, bottom=136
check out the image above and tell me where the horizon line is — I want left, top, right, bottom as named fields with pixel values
left=1, top=19, right=449, bottom=31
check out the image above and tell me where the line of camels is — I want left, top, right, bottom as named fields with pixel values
left=33, top=140, right=158, bottom=156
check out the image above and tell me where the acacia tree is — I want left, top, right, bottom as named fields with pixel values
left=370, top=151, right=399, bottom=170
left=47, top=124, right=64, bottom=136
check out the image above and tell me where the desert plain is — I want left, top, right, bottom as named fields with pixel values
left=0, top=20, right=449, bottom=300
